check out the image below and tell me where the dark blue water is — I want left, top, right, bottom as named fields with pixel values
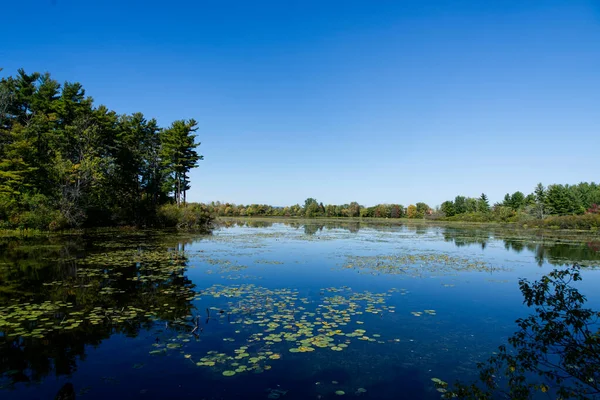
left=1, top=222, right=599, bottom=399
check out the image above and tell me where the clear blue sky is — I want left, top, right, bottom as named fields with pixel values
left=2, top=0, right=599, bottom=207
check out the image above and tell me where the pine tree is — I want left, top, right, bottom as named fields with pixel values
left=534, top=183, right=546, bottom=219
left=160, top=119, right=202, bottom=206
left=478, top=193, right=490, bottom=212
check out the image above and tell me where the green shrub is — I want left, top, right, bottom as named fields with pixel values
left=157, top=203, right=214, bottom=231
left=156, top=203, right=180, bottom=227
left=444, top=212, right=493, bottom=223
left=492, top=206, right=516, bottom=222
left=19, top=194, right=58, bottom=230
left=48, top=213, right=69, bottom=231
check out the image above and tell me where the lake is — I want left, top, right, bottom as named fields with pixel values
left=1, top=220, right=599, bottom=400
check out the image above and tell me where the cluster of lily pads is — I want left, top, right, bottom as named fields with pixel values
left=343, top=252, right=500, bottom=276
left=431, top=377, right=453, bottom=396
left=313, top=381, right=368, bottom=397
left=198, top=257, right=287, bottom=280
left=411, top=309, right=437, bottom=317
left=201, top=257, right=249, bottom=275
left=331, top=387, right=367, bottom=396
left=149, top=284, right=406, bottom=377
left=254, top=259, right=285, bottom=265
left=0, top=247, right=197, bottom=340
left=79, top=248, right=188, bottom=267
left=0, top=301, right=150, bottom=339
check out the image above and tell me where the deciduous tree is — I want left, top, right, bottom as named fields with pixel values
left=446, top=265, right=600, bottom=400
left=407, top=204, right=417, bottom=218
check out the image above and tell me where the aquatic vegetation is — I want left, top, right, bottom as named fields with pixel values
left=1, top=222, right=597, bottom=399
left=201, top=257, right=249, bottom=275
left=146, top=283, right=403, bottom=376
left=0, top=301, right=152, bottom=338
left=80, top=248, right=188, bottom=266
left=343, top=252, right=502, bottom=276
left=254, top=259, right=285, bottom=265
left=431, top=378, right=449, bottom=394
left=0, top=240, right=199, bottom=387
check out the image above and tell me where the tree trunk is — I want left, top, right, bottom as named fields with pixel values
left=177, top=172, right=181, bottom=207
left=183, top=173, right=187, bottom=206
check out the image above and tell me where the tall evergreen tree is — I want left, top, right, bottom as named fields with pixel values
left=510, top=191, right=526, bottom=210
left=545, top=184, right=577, bottom=216
left=160, top=119, right=202, bottom=206
left=478, top=193, right=490, bottom=212
left=534, top=183, right=546, bottom=219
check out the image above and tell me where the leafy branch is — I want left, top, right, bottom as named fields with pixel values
left=446, top=265, right=600, bottom=400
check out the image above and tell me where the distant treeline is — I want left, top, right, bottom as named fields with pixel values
left=0, top=69, right=211, bottom=231
left=208, top=182, right=600, bottom=230
left=441, top=182, right=600, bottom=229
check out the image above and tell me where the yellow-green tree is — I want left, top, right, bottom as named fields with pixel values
left=407, top=204, right=417, bottom=218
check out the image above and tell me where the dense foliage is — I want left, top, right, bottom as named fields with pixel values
left=0, top=69, right=208, bottom=230
left=206, top=200, right=414, bottom=219
left=441, top=183, right=600, bottom=229
left=445, top=265, right=600, bottom=399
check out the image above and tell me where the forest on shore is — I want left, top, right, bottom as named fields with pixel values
left=0, top=69, right=211, bottom=231
left=1, top=69, right=598, bottom=232
left=207, top=182, right=600, bottom=230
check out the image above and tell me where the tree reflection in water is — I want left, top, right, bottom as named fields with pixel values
left=0, top=232, right=200, bottom=387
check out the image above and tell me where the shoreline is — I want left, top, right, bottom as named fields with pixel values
left=216, top=216, right=600, bottom=243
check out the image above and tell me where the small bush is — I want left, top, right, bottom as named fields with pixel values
left=157, top=203, right=214, bottom=231
left=19, top=194, right=58, bottom=230
left=48, top=213, right=69, bottom=231
left=444, top=212, right=493, bottom=223
left=156, top=203, right=181, bottom=227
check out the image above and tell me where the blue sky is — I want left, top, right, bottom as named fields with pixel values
left=2, top=0, right=599, bottom=207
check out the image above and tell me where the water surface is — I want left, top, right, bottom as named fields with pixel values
left=1, top=221, right=599, bottom=399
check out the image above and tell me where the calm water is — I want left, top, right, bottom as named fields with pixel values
left=1, top=221, right=599, bottom=400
